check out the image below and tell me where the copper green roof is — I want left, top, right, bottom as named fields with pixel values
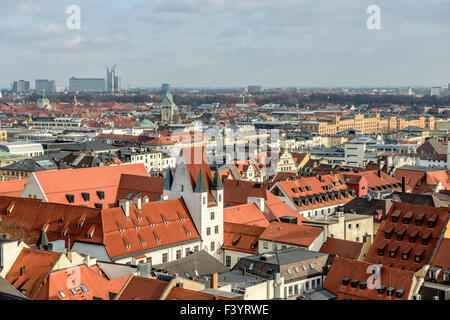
left=0, top=149, right=22, bottom=160
left=162, top=88, right=178, bottom=111
left=194, top=168, right=207, bottom=193
left=211, top=167, right=223, bottom=191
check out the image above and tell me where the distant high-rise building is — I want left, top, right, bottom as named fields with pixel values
left=247, top=85, right=264, bottom=93
left=107, top=65, right=120, bottom=93
left=69, top=77, right=106, bottom=92
left=35, top=79, right=56, bottom=94
left=12, top=80, right=30, bottom=93
left=430, top=87, right=442, bottom=96
left=161, top=83, right=170, bottom=92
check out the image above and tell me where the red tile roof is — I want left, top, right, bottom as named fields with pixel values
left=5, top=248, right=61, bottom=299
left=323, top=257, right=415, bottom=300
left=223, top=222, right=266, bottom=254
left=30, top=164, right=149, bottom=208
left=223, top=203, right=270, bottom=227
left=101, top=198, right=200, bottom=260
left=425, top=238, right=450, bottom=282
left=395, top=168, right=450, bottom=193
left=259, top=221, right=323, bottom=248
left=0, top=196, right=103, bottom=246
left=116, top=276, right=168, bottom=300
left=34, top=265, right=130, bottom=300
left=0, top=179, right=28, bottom=197
left=365, top=202, right=449, bottom=272
left=319, top=237, right=363, bottom=260
left=116, top=174, right=164, bottom=202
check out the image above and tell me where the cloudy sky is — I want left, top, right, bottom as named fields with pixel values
left=0, top=0, right=449, bottom=89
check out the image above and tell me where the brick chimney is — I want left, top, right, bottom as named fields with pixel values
left=401, top=176, right=406, bottom=193
left=137, top=197, right=142, bottom=211
left=377, top=169, right=381, bottom=178
left=119, top=199, right=130, bottom=218
left=383, top=199, right=392, bottom=217
left=143, top=196, right=149, bottom=203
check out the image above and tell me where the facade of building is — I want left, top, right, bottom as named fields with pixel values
left=69, top=77, right=106, bottom=92
left=35, top=80, right=56, bottom=94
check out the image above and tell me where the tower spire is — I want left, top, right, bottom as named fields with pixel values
left=211, top=167, right=223, bottom=191
left=194, top=168, right=207, bottom=193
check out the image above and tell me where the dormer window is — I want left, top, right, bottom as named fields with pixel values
left=378, top=243, right=387, bottom=256
left=350, top=280, right=359, bottom=288
left=427, top=215, right=438, bottom=228
left=77, top=217, right=85, bottom=228
left=81, top=192, right=90, bottom=202
left=396, top=229, right=406, bottom=241
left=408, top=230, right=418, bottom=243
left=422, top=232, right=431, bottom=245
left=66, top=194, right=75, bottom=204
left=161, top=215, right=168, bottom=225
left=396, top=289, right=405, bottom=298
left=428, top=266, right=442, bottom=282
left=415, top=213, right=425, bottom=226
left=138, top=235, right=146, bottom=246
left=402, top=211, right=413, bottom=224
left=414, top=250, right=425, bottom=263
left=96, top=191, right=105, bottom=200
left=147, top=217, right=154, bottom=227
left=94, top=203, right=103, bottom=209
left=387, top=287, right=395, bottom=297
left=116, top=223, right=123, bottom=233
left=391, top=210, right=401, bottom=223
left=377, top=285, right=386, bottom=294
left=342, top=277, right=350, bottom=286
left=390, top=246, right=399, bottom=258
left=123, top=239, right=130, bottom=249
left=359, top=281, right=367, bottom=290
left=385, top=227, right=394, bottom=239
left=402, top=248, right=411, bottom=260
left=153, top=232, right=160, bottom=243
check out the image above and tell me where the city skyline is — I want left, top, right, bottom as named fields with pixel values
left=0, top=0, right=449, bottom=88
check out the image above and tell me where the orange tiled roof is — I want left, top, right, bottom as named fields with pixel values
left=34, top=265, right=130, bottom=300
left=323, top=257, right=415, bottom=300
left=100, top=198, right=200, bottom=260
left=425, top=238, right=450, bottom=282
left=223, top=222, right=266, bottom=254
left=30, top=164, right=149, bottom=208
left=259, top=221, right=323, bottom=247
left=0, top=179, right=28, bottom=197
left=5, top=248, right=61, bottom=299
left=365, top=202, right=449, bottom=272
left=116, top=174, right=164, bottom=202
left=319, top=237, right=363, bottom=260
left=223, top=203, right=270, bottom=227
left=116, top=276, right=168, bottom=300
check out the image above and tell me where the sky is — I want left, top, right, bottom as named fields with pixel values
left=0, top=0, right=449, bottom=89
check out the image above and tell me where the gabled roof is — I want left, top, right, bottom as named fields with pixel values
left=223, top=222, right=266, bottom=254
left=116, top=276, right=169, bottom=300
left=34, top=265, right=130, bottom=300
left=100, top=198, right=200, bottom=260
left=365, top=202, right=449, bottom=272
left=5, top=248, right=61, bottom=299
left=0, top=179, right=28, bottom=197
left=116, top=174, right=164, bottom=202
left=259, top=221, right=323, bottom=248
left=319, top=237, right=363, bottom=260
left=223, top=203, right=270, bottom=227
left=27, top=163, right=149, bottom=208
left=323, top=257, right=415, bottom=300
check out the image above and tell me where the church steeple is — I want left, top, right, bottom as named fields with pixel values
left=194, top=168, right=207, bottom=193
left=211, top=167, right=223, bottom=191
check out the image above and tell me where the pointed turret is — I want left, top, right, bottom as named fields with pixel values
left=194, top=168, right=207, bottom=193
left=211, top=167, right=223, bottom=191
left=163, top=168, right=173, bottom=191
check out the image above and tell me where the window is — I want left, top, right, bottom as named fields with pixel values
left=356, top=237, right=360, bottom=242
left=203, top=197, right=206, bottom=205
left=215, top=226, right=219, bottom=234
left=70, top=288, right=77, bottom=296
left=210, top=212, right=215, bottom=220
left=286, top=268, right=292, bottom=275
left=356, top=223, right=360, bottom=228
left=206, top=227, right=211, bottom=236
left=294, top=266, right=300, bottom=273
left=59, top=291, right=67, bottom=298
left=226, top=255, right=231, bottom=267
left=194, top=246, right=199, bottom=252
left=210, top=241, right=215, bottom=252
left=176, top=250, right=181, bottom=260
left=302, top=265, right=308, bottom=271
left=162, top=253, right=168, bottom=263
left=272, top=244, right=277, bottom=251
left=348, top=224, right=352, bottom=229
left=263, top=242, right=268, bottom=249
left=249, top=263, right=255, bottom=271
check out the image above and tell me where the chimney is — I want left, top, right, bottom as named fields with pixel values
left=119, top=199, right=130, bottom=218
left=161, top=193, right=168, bottom=201
left=401, top=176, right=406, bottom=193
left=377, top=169, right=381, bottom=178
left=137, top=197, right=142, bottom=211
left=210, top=273, right=218, bottom=290
left=143, top=196, right=149, bottom=204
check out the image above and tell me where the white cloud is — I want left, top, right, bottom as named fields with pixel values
left=17, top=2, right=42, bottom=13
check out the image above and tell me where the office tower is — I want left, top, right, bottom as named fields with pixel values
left=35, top=80, right=56, bottom=93
left=430, top=87, right=442, bottom=96
left=12, top=80, right=30, bottom=93
left=69, top=77, right=106, bottom=92
left=247, top=85, right=264, bottom=93
left=107, top=65, right=120, bottom=93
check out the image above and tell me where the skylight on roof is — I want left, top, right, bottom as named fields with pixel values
left=80, top=284, right=88, bottom=293
left=59, top=291, right=66, bottom=298
left=70, top=288, right=77, bottom=296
